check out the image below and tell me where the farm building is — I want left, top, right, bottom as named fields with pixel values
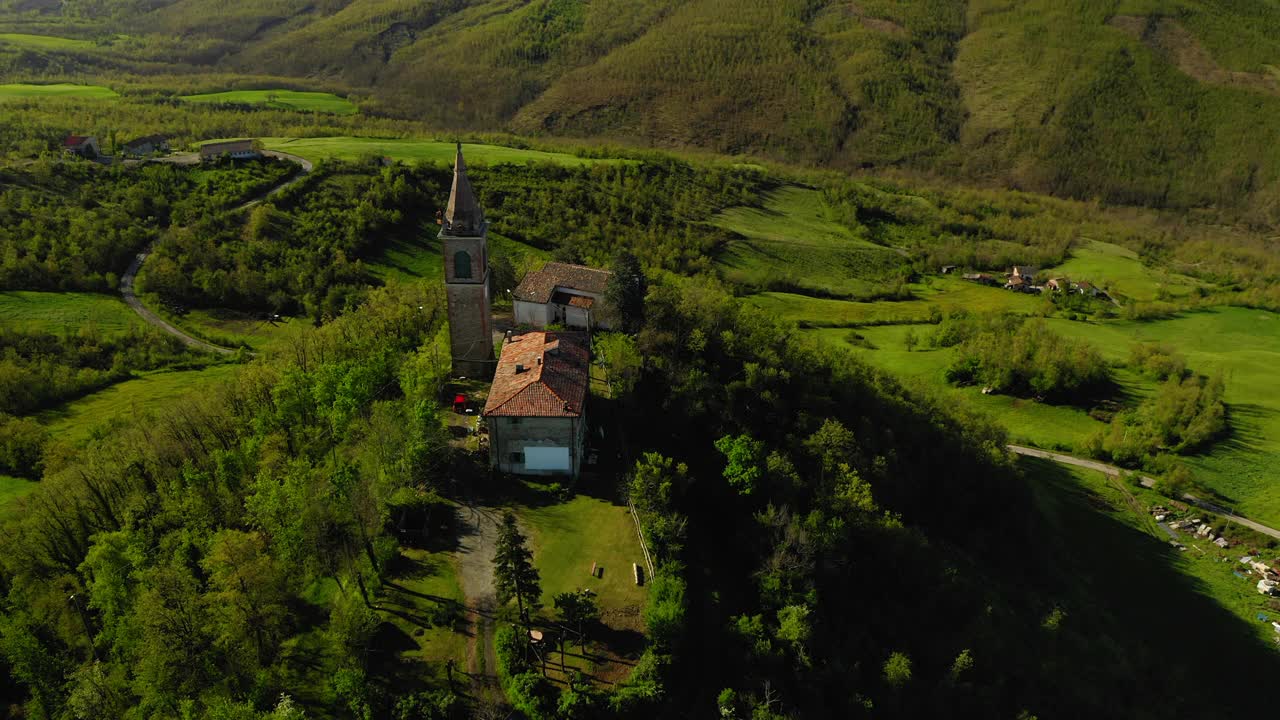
left=513, top=262, right=613, bottom=330
left=483, top=331, right=590, bottom=478
left=963, top=273, right=997, bottom=286
left=63, top=135, right=99, bottom=158
left=122, top=135, right=169, bottom=157
left=1010, top=265, right=1037, bottom=279
left=200, top=139, right=259, bottom=162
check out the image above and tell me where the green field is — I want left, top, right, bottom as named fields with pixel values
left=749, top=276, right=1043, bottom=326
left=0, top=291, right=142, bottom=335
left=180, top=89, right=357, bottom=115
left=1045, top=308, right=1280, bottom=525
left=712, top=186, right=905, bottom=297
left=37, top=365, right=240, bottom=442
left=518, top=494, right=648, bottom=621
left=0, top=33, right=98, bottom=51
left=811, top=324, right=1111, bottom=449
left=813, top=304, right=1280, bottom=527
left=261, top=137, right=604, bottom=167
left=1045, top=239, right=1204, bottom=302
left=0, top=474, right=38, bottom=521
left=0, top=83, right=118, bottom=100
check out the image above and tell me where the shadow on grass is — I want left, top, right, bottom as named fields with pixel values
left=1026, top=456, right=1280, bottom=715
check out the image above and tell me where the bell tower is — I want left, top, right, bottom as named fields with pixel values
left=440, top=143, right=495, bottom=377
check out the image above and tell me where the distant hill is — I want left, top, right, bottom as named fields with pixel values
left=7, top=0, right=1280, bottom=210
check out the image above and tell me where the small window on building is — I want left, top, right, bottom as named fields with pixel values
left=454, top=250, right=472, bottom=279
left=509, top=451, right=523, bottom=464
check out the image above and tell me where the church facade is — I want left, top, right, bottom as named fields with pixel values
left=440, top=145, right=495, bottom=378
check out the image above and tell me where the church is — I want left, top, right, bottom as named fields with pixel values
left=439, top=145, right=594, bottom=478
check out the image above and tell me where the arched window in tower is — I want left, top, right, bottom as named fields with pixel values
left=454, top=250, right=472, bottom=279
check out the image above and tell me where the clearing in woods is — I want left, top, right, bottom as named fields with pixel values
left=0, top=82, right=118, bottom=100
left=0, top=474, right=37, bottom=521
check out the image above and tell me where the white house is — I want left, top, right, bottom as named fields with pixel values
left=512, top=262, right=613, bottom=330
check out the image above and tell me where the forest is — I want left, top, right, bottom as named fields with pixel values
left=7, top=274, right=1278, bottom=719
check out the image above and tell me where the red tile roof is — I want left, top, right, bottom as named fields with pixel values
left=514, top=262, right=611, bottom=303
left=483, top=332, right=589, bottom=418
left=63, top=135, right=89, bottom=147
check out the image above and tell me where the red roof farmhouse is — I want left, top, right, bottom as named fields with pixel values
left=482, top=331, right=590, bottom=478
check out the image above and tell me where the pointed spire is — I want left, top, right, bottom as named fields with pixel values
left=443, top=142, right=484, bottom=236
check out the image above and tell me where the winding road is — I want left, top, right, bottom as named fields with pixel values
left=1008, top=444, right=1280, bottom=540
left=119, top=150, right=313, bottom=354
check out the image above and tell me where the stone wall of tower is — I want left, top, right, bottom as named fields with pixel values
left=445, top=278, right=493, bottom=377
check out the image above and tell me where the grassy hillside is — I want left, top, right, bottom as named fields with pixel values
left=0, top=82, right=117, bottom=99
left=7, top=1, right=1280, bottom=210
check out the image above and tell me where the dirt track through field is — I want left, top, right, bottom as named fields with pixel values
left=1008, top=444, right=1280, bottom=540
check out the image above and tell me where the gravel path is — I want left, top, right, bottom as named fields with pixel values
left=1008, top=444, right=1280, bottom=540
left=455, top=503, right=501, bottom=684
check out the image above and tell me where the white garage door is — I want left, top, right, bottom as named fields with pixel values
left=524, top=446, right=571, bottom=471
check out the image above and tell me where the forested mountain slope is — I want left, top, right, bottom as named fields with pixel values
left=6, top=0, right=1280, bottom=209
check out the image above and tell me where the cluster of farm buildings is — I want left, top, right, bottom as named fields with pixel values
left=947, top=264, right=1110, bottom=300
left=62, top=134, right=260, bottom=162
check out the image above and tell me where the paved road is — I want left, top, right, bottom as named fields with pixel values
left=1008, top=444, right=1280, bottom=541
left=120, top=151, right=312, bottom=354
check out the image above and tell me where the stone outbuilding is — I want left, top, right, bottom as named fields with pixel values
left=513, top=262, right=613, bottom=330
left=482, top=331, right=589, bottom=478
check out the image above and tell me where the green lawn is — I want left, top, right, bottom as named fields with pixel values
left=37, top=365, right=240, bottom=443
left=749, top=276, right=1042, bottom=326
left=0, top=291, right=142, bottom=335
left=0, top=474, right=38, bottom=522
left=0, top=33, right=98, bottom=51
left=1044, top=239, right=1204, bottom=302
left=0, top=83, right=118, bottom=100
left=517, top=494, right=648, bottom=622
left=260, top=137, right=605, bottom=167
left=712, top=186, right=906, bottom=297
left=180, top=89, right=358, bottom=115
left=812, top=303, right=1280, bottom=527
